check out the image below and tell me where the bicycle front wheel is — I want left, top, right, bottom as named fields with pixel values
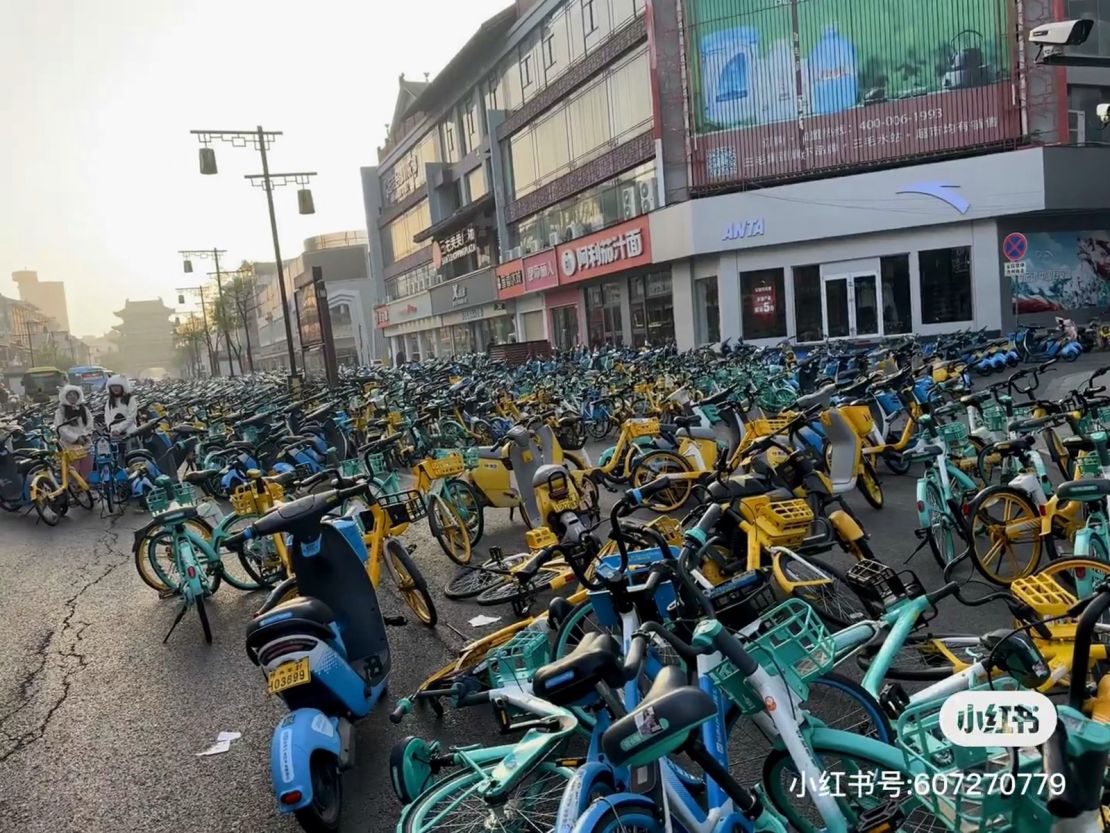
left=856, top=634, right=982, bottom=681
left=629, top=451, right=692, bottom=512
left=384, top=539, right=437, bottom=627
left=474, top=568, right=563, bottom=607
left=967, top=485, right=1042, bottom=585
left=399, top=760, right=570, bottom=833
left=218, top=514, right=284, bottom=591
left=427, top=493, right=473, bottom=567
left=443, top=478, right=484, bottom=546
left=777, top=555, right=868, bottom=628
left=444, top=552, right=528, bottom=600
left=922, top=479, right=958, bottom=568
left=762, top=745, right=942, bottom=833
left=30, top=472, right=64, bottom=526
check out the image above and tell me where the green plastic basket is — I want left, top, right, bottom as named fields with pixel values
left=339, top=458, right=364, bottom=478
left=461, top=447, right=479, bottom=470
left=980, top=405, right=1008, bottom=434
left=147, top=483, right=196, bottom=515
left=707, top=599, right=834, bottom=715
left=486, top=629, right=551, bottom=688
left=208, top=421, right=226, bottom=438
left=364, top=452, right=386, bottom=475
left=938, top=421, right=972, bottom=456
left=897, top=678, right=1054, bottom=832
left=1077, top=452, right=1104, bottom=478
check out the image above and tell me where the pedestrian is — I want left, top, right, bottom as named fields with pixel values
left=54, top=384, right=94, bottom=480
left=395, top=348, right=406, bottom=368
left=104, top=374, right=138, bottom=443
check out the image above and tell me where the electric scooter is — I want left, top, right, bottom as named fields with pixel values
left=230, top=479, right=398, bottom=833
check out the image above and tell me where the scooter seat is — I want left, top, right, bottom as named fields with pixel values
left=360, top=435, right=401, bottom=454
left=246, top=596, right=336, bottom=662
left=685, top=426, right=717, bottom=441
left=673, top=415, right=701, bottom=429
left=16, top=457, right=42, bottom=475
left=532, top=632, right=624, bottom=707
left=602, top=666, right=716, bottom=768
left=183, top=469, right=218, bottom=485
left=706, top=475, right=777, bottom=501
left=240, top=413, right=270, bottom=428
left=171, top=424, right=203, bottom=435
left=476, top=446, right=503, bottom=461
left=1063, top=436, right=1096, bottom=454
left=988, top=435, right=1036, bottom=456
left=1056, top=478, right=1110, bottom=503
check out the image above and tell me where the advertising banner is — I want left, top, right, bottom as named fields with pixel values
left=685, top=0, right=1020, bottom=188
left=523, top=250, right=560, bottom=293
left=557, top=217, right=652, bottom=285
left=496, top=259, right=525, bottom=300
left=1009, top=231, right=1110, bottom=314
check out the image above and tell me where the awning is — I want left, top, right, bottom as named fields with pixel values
left=413, top=193, right=494, bottom=243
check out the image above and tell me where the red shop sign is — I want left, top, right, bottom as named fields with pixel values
left=374, top=305, right=390, bottom=328
left=495, top=259, right=525, bottom=300
left=556, top=217, right=652, bottom=285
left=523, top=249, right=559, bottom=293
left=751, top=282, right=776, bottom=318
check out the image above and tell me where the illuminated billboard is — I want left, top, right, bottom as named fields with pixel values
left=685, top=0, right=1021, bottom=188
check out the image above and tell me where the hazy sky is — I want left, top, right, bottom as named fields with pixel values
left=0, top=0, right=509, bottom=337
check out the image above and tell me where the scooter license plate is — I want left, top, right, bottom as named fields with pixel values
left=268, top=657, right=311, bottom=694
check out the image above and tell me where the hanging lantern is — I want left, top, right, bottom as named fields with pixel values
left=183, top=260, right=193, bottom=273
left=199, top=147, right=218, bottom=175
left=178, top=294, right=186, bottom=305
left=298, top=188, right=316, bottom=215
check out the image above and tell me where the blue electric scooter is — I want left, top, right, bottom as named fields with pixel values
left=231, top=480, right=397, bottom=832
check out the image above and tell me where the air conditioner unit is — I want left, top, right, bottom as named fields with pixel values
left=507, top=246, right=523, bottom=260
left=523, top=239, right=539, bottom=254
left=638, top=178, right=658, bottom=212
left=548, top=230, right=562, bottom=247
left=621, top=186, right=639, bottom=220
left=588, top=214, right=604, bottom=232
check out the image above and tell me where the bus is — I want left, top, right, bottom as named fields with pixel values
left=68, top=365, right=111, bottom=392
left=21, top=367, right=67, bottom=403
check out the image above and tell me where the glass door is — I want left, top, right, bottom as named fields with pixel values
left=822, top=273, right=882, bottom=339
left=822, top=276, right=851, bottom=338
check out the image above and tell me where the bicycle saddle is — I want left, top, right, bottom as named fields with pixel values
left=360, top=435, right=401, bottom=454
left=601, top=666, right=716, bottom=768
left=1056, top=478, right=1110, bottom=503
left=170, top=424, right=204, bottom=434
left=1062, top=436, right=1099, bottom=454
left=183, top=469, right=218, bottom=485
left=240, top=413, right=270, bottom=428
left=987, top=435, right=1036, bottom=456
left=532, top=632, right=624, bottom=707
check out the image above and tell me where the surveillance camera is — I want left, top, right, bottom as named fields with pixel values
left=1098, top=103, right=1110, bottom=127
left=1028, top=19, right=1094, bottom=46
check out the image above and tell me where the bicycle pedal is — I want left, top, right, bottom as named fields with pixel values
left=853, top=799, right=904, bottom=833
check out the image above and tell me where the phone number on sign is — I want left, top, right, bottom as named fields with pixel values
left=913, top=772, right=1066, bottom=798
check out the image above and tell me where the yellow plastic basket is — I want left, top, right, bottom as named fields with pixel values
left=526, top=527, right=559, bottom=550
left=63, top=447, right=89, bottom=462
left=627, top=418, right=660, bottom=439
left=743, top=496, right=814, bottom=546
left=230, top=487, right=256, bottom=516
left=426, top=453, right=465, bottom=478
left=1010, top=573, right=1078, bottom=619
left=739, top=416, right=793, bottom=451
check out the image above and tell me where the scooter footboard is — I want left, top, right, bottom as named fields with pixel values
left=270, top=708, right=342, bottom=812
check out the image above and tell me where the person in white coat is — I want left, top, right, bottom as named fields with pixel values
left=54, top=384, right=94, bottom=479
left=105, top=374, right=138, bottom=438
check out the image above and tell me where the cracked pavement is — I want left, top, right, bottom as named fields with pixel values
left=0, top=354, right=1102, bottom=832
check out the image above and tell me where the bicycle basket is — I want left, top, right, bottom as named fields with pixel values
left=461, top=447, right=479, bottom=470
left=708, top=599, right=834, bottom=714
left=339, top=458, right=364, bottom=479
left=486, top=630, right=551, bottom=688
left=1010, top=573, right=1078, bottom=619
left=147, top=483, right=195, bottom=515
left=738, top=417, right=793, bottom=451
left=1076, top=451, right=1103, bottom=479
left=897, top=678, right=1053, bottom=832
left=938, top=421, right=971, bottom=455
left=363, top=452, right=386, bottom=475
left=980, top=405, right=1008, bottom=434
left=627, top=418, right=660, bottom=439
left=743, top=496, right=813, bottom=547
left=380, top=490, right=426, bottom=525
left=229, top=486, right=256, bottom=516
left=426, top=452, right=465, bottom=478
left=63, top=446, right=89, bottom=463
left=208, top=421, right=226, bottom=438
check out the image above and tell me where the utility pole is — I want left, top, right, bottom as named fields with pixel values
left=177, top=283, right=217, bottom=375
left=257, top=127, right=299, bottom=377
left=211, top=248, right=235, bottom=378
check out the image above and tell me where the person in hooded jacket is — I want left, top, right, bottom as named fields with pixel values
left=105, top=374, right=139, bottom=439
left=54, top=384, right=94, bottom=479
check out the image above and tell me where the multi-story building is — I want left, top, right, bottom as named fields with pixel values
left=0, top=295, right=50, bottom=368
left=11, top=270, right=70, bottom=332
left=252, top=260, right=300, bottom=371
left=363, top=0, right=1110, bottom=355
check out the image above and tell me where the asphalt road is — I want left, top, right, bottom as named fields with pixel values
left=0, top=354, right=1104, bottom=833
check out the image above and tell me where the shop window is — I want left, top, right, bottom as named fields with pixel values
left=919, top=247, right=973, bottom=324
left=741, top=268, right=787, bottom=340
left=631, top=272, right=674, bottom=346
left=551, top=305, right=580, bottom=351
left=695, top=278, right=720, bottom=344
left=880, top=255, right=912, bottom=334
left=522, top=310, right=545, bottom=341
left=792, top=265, right=822, bottom=342
left=586, top=282, right=623, bottom=346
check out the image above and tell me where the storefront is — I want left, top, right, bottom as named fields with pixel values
left=375, top=293, right=440, bottom=362
left=651, top=148, right=1110, bottom=348
left=431, top=266, right=511, bottom=354
left=555, top=216, right=665, bottom=348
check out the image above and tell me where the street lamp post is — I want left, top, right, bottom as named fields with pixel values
left=179, top=249, right=234, bottom=377
left=189, top=127, right=316, bottom=379
left=177, top=283, right=217, bottom=375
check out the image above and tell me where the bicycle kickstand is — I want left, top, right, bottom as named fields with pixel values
left=163, top=601, right=189, bottom=644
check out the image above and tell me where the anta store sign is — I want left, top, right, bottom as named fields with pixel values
left=557, top=217, right=652, bottom=285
